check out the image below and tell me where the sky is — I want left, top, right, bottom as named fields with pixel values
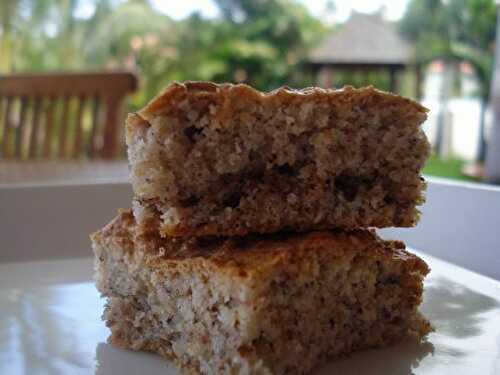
left=150, top=0, right=411, bottom=23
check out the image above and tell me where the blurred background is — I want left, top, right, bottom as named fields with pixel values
left=1, top=0, right=500, bottom=184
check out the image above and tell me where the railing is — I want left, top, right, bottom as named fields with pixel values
left=0, top=72, right=137, bottom=159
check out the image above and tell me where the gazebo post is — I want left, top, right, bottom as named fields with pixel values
left=415, top=63, right=423, bottom=100
left=317, top=66, right=335, bottom=88
left=389, top=67, right=398, bottom=93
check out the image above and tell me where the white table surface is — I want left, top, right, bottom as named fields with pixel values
left=1, top=251, right=499, bottom=375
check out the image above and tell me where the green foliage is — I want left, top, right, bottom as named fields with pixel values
left=447, top=0, right=497, bottom=50
left=83, top=1, right=178, bottom=109
left=400, top=0, right=496, bottom=99
left=1, top=0, right=325, bottom=110
left=400, top=0, right=496, bottom=164
left=186, top=0, right=326, bottom=90
left=4, top=0, right=495, bottom=114
left=423, top=155, right=476, bottom=181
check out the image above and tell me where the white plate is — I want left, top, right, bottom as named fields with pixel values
left=1, top=251, right=499, bottom=375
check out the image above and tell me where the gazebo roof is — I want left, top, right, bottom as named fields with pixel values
left=309, top=12, right=413, bottom=68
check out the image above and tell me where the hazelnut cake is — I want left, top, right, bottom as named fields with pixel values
left=92, top=210, right=432, bottom=375
left=126, top=82, right=430, bottom=237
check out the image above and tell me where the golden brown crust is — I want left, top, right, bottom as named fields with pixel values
left=137, top=82, right=428, bottom=124
left=90, top=209, right=136, bottom=254
left=94, top=210, right=432, bottom=374
left=95, top=210, right=430, bottom=279
left=126, top=81, right=430, bottom=237
left=126, top=112, right=151, bottom=133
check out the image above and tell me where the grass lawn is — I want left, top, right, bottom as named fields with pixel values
left=423, top=155, right=477, bottom=182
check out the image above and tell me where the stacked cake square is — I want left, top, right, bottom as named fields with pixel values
left=92, top=82, right=432, bottom=374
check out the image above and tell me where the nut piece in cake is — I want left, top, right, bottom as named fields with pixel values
left=92, top=210, right=432, bottom=375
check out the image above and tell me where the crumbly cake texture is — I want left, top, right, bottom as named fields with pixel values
left=92, top=210, right=432, bottom=375
left=126, top=81, right=430, bottom=237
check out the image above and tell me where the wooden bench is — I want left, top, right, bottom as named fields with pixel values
left=0, top=72, right=137, bottom=159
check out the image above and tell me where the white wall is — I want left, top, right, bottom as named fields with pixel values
left=2, top=178, right=499, bottom=280
left=0, top=182, right=132, bottom=262
left=381, top=177, right=500, bottom=281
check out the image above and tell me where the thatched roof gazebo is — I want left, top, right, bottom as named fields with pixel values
left=309, top=12, right=419, bottom=96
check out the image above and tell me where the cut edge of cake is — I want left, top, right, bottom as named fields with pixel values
left=126, top=81, right=430, bottom=237
left=92, top=210, right=433, bottom=375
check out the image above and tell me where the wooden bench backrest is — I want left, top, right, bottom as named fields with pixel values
left=0, top=72, right=137, bottom=159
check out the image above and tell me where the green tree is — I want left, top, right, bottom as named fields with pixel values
left=206, top=0, right=325, bottom=90
left=0, top=0, right=106, bottom=72
left=447, top=0, right=497, bottom=162
left=0, top=0, right=61, bottom=71
left=400, top=0, right=497, bottom=162
left=1, top=0, right=326, bottom=107
left=84, top=0, right=177, bottom=109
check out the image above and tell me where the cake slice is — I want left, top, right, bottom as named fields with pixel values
left=126, top=82, right=430, bottom=237
left=92, top=210, right=432, bottom=375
